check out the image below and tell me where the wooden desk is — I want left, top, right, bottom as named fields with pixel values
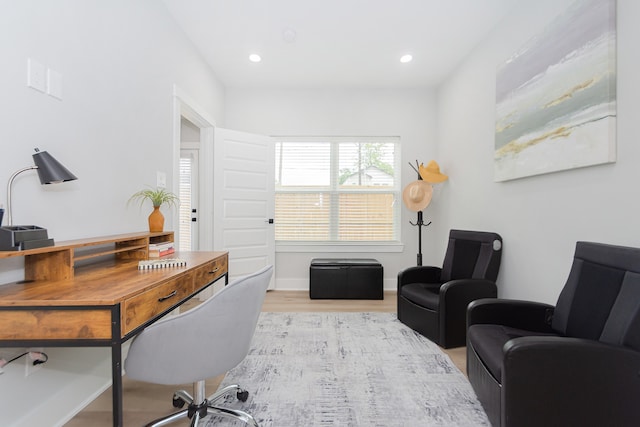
left=0, top=235, right=228, bottom=427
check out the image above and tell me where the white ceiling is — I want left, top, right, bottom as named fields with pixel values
left=163, top=0, right=527, bottom=89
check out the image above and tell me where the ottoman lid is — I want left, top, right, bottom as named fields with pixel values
left=311, top=258, right=380, bottom=266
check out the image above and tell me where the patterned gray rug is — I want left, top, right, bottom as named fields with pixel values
left=204, top=312, right=489, bottom=426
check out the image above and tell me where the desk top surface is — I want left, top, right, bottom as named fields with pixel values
left=0, top=251, right=227, bottom=307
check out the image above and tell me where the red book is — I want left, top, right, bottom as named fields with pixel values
left=149, top=247, right=175, bottom=258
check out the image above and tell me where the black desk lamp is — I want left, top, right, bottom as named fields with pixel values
left=5, top=148, right=77, bottom=226
left=0, top=149, right=77, bottom=251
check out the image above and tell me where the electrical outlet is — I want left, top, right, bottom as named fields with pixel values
left=27, top=58, right=46, bottom=93
left=157, top=171, right=167, bottom=189
left=24, top=348, right=45, bottom=377
left=47, top=68, right=63, bottom=100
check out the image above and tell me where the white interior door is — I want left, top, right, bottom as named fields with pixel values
left=214, top=128, right=275, bottom=288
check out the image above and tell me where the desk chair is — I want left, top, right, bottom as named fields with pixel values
left=125, top=265, right=273, bottom=427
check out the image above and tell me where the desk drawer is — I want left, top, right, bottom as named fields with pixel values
left=0, top=309, right=112, bottom=340
left=122, top=275, right=192, bottom=335
left=193, top=257, right=227, bottom=290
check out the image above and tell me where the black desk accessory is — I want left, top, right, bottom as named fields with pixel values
left=0, top=226, right=54, bottom=251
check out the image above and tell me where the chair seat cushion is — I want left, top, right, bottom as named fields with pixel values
left=468, top=324, right=561, bottom=380
left=400, top=283, right=442, bottom=310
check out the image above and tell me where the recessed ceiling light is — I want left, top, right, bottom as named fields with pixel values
left=249, top=54, right=262, bottom=63
left=400, top=54, right=413, bottom=63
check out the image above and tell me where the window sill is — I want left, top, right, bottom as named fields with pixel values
left=276, top=242, right=404, bottom=253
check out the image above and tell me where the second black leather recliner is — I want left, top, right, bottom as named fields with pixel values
left=467, top=241, right=640, bottom=427
left=397, top=229, right=502, bottom=348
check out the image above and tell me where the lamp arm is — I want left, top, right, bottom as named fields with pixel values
left=6, top=166, right=38, bottom=227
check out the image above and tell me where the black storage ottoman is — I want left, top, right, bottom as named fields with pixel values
left=309, top=258, right=383, bottom=300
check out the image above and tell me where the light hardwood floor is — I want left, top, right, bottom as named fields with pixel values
left=65, top=291, right=466, bottom=426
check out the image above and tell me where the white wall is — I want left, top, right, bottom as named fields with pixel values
left=435, top=0, right=640, bottom=304
left=225, top=88, right=441, bottom=290
left=0, top=0, right=225, bottom=283
left=0, top=1, right=225, bottom=425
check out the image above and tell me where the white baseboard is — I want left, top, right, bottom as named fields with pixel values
left=273, top=278, right=397, bottom=291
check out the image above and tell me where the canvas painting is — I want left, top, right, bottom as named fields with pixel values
left=494, top=0, right=616, bottom=182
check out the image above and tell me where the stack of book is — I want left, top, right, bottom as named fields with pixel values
left=148, top=241, right=175, bottom=258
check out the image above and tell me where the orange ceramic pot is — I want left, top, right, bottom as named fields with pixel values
left=148, top=206, right=164, bottom=232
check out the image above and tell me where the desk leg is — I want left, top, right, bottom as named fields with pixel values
left=111, top=305, right=124, bottom=427
left=111, top=341, right=123, bottom=426
left=111, top=343, right=123, bottom=427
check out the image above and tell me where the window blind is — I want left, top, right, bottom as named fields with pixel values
left=275, top=137, right=400, bottom=243
left=178, top=155, right=193, bottom=251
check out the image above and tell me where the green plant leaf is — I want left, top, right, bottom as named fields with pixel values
left=128, top=187, right=179, bottom=208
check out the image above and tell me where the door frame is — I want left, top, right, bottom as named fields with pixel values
left=172, top=85, right=216, bottom=250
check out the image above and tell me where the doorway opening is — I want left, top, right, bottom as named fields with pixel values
left=172, top=86, right=215, bottom=253
left=179, top=118, right=200, bottom=251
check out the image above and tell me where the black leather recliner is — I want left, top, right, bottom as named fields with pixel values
left=397, top=229, right=502, bottom=348
left=467, top=241, right=640, bottom=427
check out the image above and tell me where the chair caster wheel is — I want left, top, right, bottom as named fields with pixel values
left=237, top=390, right=249, bottom=402
left=172, top=396, right=186, bottom=408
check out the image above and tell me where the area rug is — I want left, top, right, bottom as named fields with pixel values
left=204, top=312, right=489, bottom=426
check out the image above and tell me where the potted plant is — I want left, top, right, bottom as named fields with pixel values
left=128, top=187, right=179, bottom=232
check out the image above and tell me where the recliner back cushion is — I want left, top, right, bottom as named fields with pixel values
left=552, top=242, right=640, bottom=351
left=441, top=230, right=502, bottom=283
left=552, top=258, right=624, bottom=339
left=600, top=271, right=640, bottom=350
left=441, top=239, right=482, bottom=282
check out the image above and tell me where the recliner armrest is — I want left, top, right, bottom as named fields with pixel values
left=467, top=298, right=555, bottom=333
left=502, top=336, right=640, bottom=426
left=441, top=279, right=498, bottom=313
left=397, top=266, right=442, bottom=289
left=441, top=278, right=497, bottom=296
left=438, top=279, right=498, bottom=348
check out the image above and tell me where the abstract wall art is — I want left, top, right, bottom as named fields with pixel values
left=494, top=0, right=616, bottom=182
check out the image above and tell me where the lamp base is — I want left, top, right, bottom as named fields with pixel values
left=0, top=226, right=54, bottom=251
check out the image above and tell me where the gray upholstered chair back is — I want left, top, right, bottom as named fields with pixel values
left=125, top=265, right=273, bottom=385
left=552, top=242, right=640, bottom=351
left=440, top=229, right=503, bottom=283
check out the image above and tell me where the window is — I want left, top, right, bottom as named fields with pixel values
left=275, top=136, right=401, bottom=244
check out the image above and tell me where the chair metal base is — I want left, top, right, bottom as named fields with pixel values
left=145, top=381, right=259, bottom=427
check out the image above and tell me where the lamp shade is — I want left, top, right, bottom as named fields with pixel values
left=32, top=149, right=77, bottom=184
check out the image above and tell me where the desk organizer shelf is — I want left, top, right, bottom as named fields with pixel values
left=0, top=231, right=173, bottom=282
